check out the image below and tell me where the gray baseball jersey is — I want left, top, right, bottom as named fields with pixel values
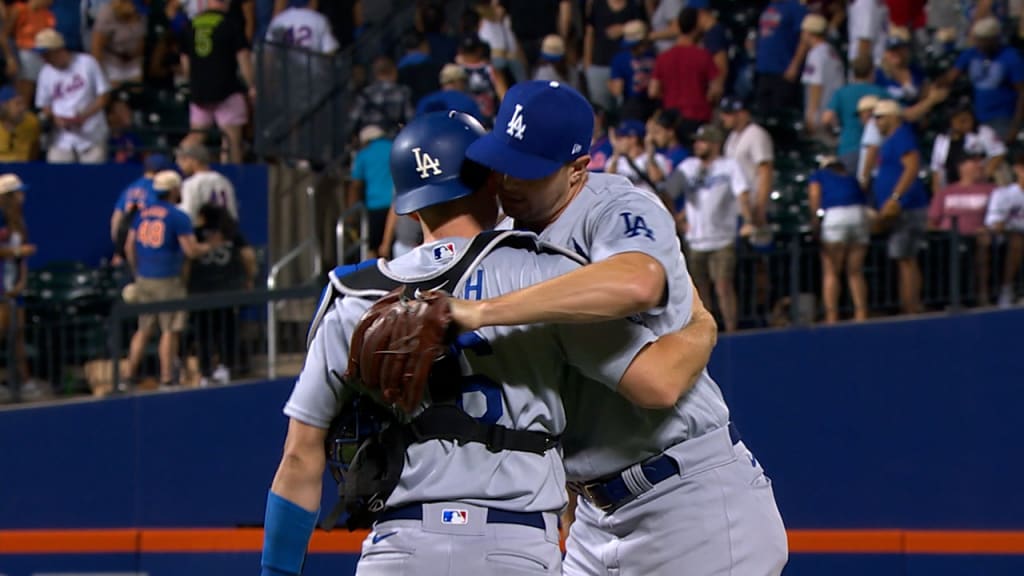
left=536, top=172, right=731, bottom=481
left=284, top=231, right=659, bottom=513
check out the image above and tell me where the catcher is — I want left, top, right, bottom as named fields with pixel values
left=259, top=111, right=718, bottom=576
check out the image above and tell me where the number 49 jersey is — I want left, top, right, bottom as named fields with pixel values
left=132, top=200, right=194, bottom=279
left=285, top=232, right=659, bottom=513
left=179, top=171, right=238, bottom=224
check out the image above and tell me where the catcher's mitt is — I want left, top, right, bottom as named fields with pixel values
left=345, top=287, right=454, bottom=415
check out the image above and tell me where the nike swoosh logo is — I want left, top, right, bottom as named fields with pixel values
left=413, top=280, right=449, bottom=299
left=372, top=531, right=398, bottom=544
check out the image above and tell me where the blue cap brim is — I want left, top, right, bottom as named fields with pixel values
left=393, top=181, right=474, bottom=216
left=541, top=53, right=563, bottom=62
left=623, top=39, right=640, bottom=47
left=466, top=133, right=565, bottom=180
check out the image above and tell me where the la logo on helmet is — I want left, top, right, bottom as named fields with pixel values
left=506, top=104, right=526, bottom=140
left=412, top=147, right=442, bottom=179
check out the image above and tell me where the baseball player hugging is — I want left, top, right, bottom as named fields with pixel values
left=260, top=110, right=720, bottom=576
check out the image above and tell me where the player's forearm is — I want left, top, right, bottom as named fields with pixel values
left=471, top=253, right=667, bottom=326
left=756, top=164, right=773, bottom=222
left=620, top=296, right=717, bottom=408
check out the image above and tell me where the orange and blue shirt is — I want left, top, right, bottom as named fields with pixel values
left=132, top=200, right=193, bottom=279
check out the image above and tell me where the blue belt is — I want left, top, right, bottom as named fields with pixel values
left=571, top=423, right=742, bottom=513
left=377, top=503, right=547, bottom=530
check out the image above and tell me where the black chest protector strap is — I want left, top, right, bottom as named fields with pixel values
left=408, top=404, right=558, bottom=454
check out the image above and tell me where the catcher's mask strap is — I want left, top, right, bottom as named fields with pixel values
left=410, top=404, right=559, bottom=455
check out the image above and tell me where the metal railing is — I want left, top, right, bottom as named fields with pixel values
left=107, top=286, right=322, bottom=392
left=267, top=185, right=322, bottom=379
left=337, top=201, right=370, bottom=265
left=730, top=223, right=1024, bottom=329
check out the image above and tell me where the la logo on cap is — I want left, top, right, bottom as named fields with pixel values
left=506, top=104, right=526, bottom=140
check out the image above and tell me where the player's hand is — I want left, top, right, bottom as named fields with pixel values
left=19, top=244, right=37, bottom=258
left=783, top=64, right=799, bottom=82
left=448, top=297, right=484, bottom=332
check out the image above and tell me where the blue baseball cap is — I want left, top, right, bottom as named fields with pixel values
left=0, top=85, right=16, bottom=104
left=144, top=153, right=174, bottom=173
left=688, top=0, right=710, bottom=9
left=719, top=95, right=750, bottom=113
left=466, top=80, right=594, bottom=180
left=616, top=119, right=645, bottom=139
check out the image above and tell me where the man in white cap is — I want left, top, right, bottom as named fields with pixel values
left=123, top=170, right=219, bottom=388
left=608, top=20, right=656, bottom=116
left=0, top=173, right=44, bottom=403
left=872, top=99, right=930, bottom=315
left=33, top=28, right=111, bottom=164
left=943, top=17, right=1024, bottom=142
left=347, top=124, right=393, bottom=258
left=801, top=13, right=845, bottom=137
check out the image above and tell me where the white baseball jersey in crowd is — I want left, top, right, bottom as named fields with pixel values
left=35, top=53, right=111, bottom=151
left=179, top=171, right=238, bottom=223
left=675, top=157, right=751, bottom=252
left=610, top=153, right=673, bottom=196
left=987, top=182, right=1024, bottom=232
left=265, top=7, right=340, bottom=54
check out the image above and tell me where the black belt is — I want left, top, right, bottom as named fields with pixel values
left=570, top=423, right=742, bottom=513
left=377, top=503, right=548, bottom=530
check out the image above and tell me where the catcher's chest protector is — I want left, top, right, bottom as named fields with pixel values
left=318, top=230, right=577, bottom=530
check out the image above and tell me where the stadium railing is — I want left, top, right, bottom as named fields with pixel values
left=0, top=284, right=321, bottom=404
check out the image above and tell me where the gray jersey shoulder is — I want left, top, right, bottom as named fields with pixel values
left=541, top=173, right=732, bottom=481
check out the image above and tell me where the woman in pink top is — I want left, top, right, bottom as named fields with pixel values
left=928, top=150, right=996, bottom=304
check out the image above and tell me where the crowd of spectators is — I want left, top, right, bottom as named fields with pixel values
left=337, top=0, right=1024, bottom=331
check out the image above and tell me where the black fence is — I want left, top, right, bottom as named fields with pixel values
left=0, top=283, right=321, bottom=405
left=733, top=226, right=1024, bottom=329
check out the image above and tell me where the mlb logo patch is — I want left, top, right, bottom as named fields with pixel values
left=441, top=509, right=469, bottom=525
left=432, top=242, right=456, bottom=262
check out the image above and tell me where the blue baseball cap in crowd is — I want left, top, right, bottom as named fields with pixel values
left=144, top=153, right=175, bottom=173
left=616, top=119, right=646, bottom=139
left=719, top=95, right=750, bottom=113
left=0, top=85, right=16, bottom=104
left=466, top=80, right=594, bottom=180
left=688, top=0, right=710, bottom=9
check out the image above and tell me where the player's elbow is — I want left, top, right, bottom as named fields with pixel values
left=623, top=260, right=665, bottom=311
left=630, top=380, right=682, bottom=410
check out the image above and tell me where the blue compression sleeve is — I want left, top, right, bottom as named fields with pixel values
left=261, top=491, right=319, bottom=576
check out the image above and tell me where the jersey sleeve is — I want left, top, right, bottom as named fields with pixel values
left=929, top=134, right=947, bottom=173
left=172, top=208, right=195, bottom=237
left=587, top=185, right=681, bottom=279
left=980, top=126, right=1008, bottom=158
left=557, top=318, right=658, bottom=390
left=861, top=120, right=882, bottom=147
left=284, top=299, right=352, bottom=428
left=729, top=159, right=750, bottom=196
left=35, top=69, right=52, bottom=109
left=802, top=48, right=824, bottom=85
left=848, top=1, right=874, bottom=43
left=985, top=187, right=1011, bottom=227
left=750, top=129, right=774, bottom=165
left=954, top=50, right=971, bottom=72
left=1007, top=49, right=1024, bottom=84
left=88, top=55, right=112, bottom=96
left=322, top=24, right=340, bottom=53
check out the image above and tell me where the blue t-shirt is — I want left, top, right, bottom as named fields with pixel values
left=809, top=169, right=867, bottom=209
left=703, top=23, right=730, bottom=55
left=114, top=176, right=158, bottom=213
left=132, top=200, right=194, bottom=279
left=610, top=48, right=656, bottom=100
left=660, top=145, right=689, bottom=167
left=956, top=46, right=1024, bottom=122
left=756, top=1, right=807, bottom=74
left=828, top=83, right=887, bottom=155
left=415, top=90, right=484, bottom=122
left=874, top=123, right=928, bottom=210
left=352, top=138, right=395, bottom=212
left=874, top=66, right=926, bottom=105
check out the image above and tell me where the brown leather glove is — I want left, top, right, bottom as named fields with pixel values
left=345, top=287, right=453, bottom=415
